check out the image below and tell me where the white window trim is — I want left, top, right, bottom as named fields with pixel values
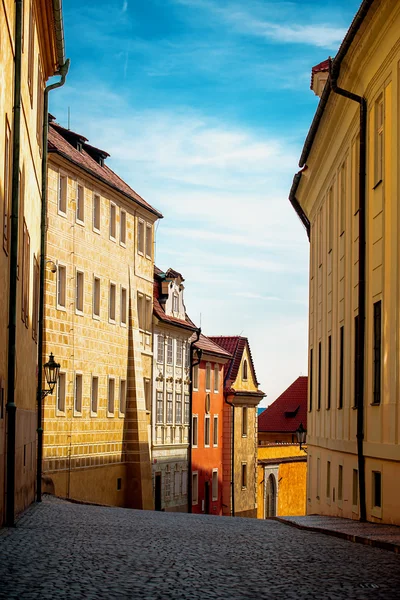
left=109, top=280, right=117, bottom=324
left=56, top=371, right=67, bottom=416
left=192, top=471, right=199, bottom=505
left=56, top=262, right=67, bottom=311
left=75, top=268, right=84, bottom=316
left=76, top=181, right=85, bottom=226
left=92, top=275, right=101, bottom=320
left=109, top=201, right=117, bottom=242
left=213, top=415, right=218, bottom=447
left=120, top=286, right=127, bottom=327
left=119, top=378, right=127, bottom=417
left=212, top=468, right=218, bottom=501
left=192, top=414, right=198, bottom=448
left=145, top=222, right=152, bottom=259
left=204, top=414, right=210, bottom=448
left=74, top=371, right=83, bottom=417
left=120, top=209, right=127, bottom=248
left=107, top=376, right=116, bottom=417
left=137, top=218, right=145, bottom=255
left=57, top=171, right=68, bottom=218
left=90, top=375, right=99, bottom=417
left=92, top=192, right=101, bottom=234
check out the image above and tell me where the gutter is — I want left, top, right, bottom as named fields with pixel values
left=36, top=60, right=70, bottom=504
left=289, top=172, right=310, bottom=239
left=188, top=328, right=201, bottom=512
left=52, top=0, right=66, bottom=68
left=6, top=0, right=23, bottom=527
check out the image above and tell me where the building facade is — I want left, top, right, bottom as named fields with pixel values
left=0, top=0, right=67, bottom=524
left=209, top=337, right=265, bottom=518
left=191, top=334, right=231, bottom=516
left=291, top=0, right=400, bottom=524
left=152, top=268, right=197, bottom=511
left=41, top=117, right=162, bottom=508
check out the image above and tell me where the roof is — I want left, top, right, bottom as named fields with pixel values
left=48, top=120, right=163, bottom=219
left=208, top=336, right=259, bottom=386
left=153, top=268, right=197, bottom=332
left=310, top=58, right=330, bottom=90
left=258, top=376, right=308, bottom=433
left=192, top=334, right=232, bottom=359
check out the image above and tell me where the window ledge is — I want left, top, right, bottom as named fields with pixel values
left=107, top=412, right=115, bottom=418
left=93, top=227, right=101, bottom=235
left=90, top=412, right=98, bottom=418
left=76, top=219, right=85, bottom=227
left=92, top=314, right=100, bottom=321
left=109, top=236, right=117, bottom=243
left=370, top=402, right=381, bottom=406
left=120, top=242, right=126, bottom=248
left=57, top=305, right=67, bottom=312
left=373, top=179, right=382, bottom=190
left=75, top=310, right=84, bottom=317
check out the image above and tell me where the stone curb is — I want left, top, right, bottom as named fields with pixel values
left=271, top=516, right=400, bottom=555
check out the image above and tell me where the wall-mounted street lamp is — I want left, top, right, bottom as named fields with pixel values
left=42, top=353, right=60, bottom=399
left=296, top=422, right=307, bottom=453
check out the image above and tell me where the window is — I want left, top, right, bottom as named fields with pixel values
left=241, top=463, right=247, bottom=489
left=213, top=415, right=218, bottom=446
left=339, top=326, right=344, bottom=409
left=57, top=265, right=66, bottom=309
left=146, top=223, right=152, bottom=258
left=327, top=186, right=333, bottom=252
left=144, top=378, right=151, bottom=412
left=120, top=379, right=126, bottom=415
left=176, top=394, right=182, bottom=424
left=108, top=377, right=115, bottom=414
left=242, top=359, right=248, bottom=380
left=21, top=220, right=30, bottom=326
left=138, top=219, right=144, bottom=254
left=76, top=184, right=84, bottom=223
left=3, top=117, right=11, bottom=254
left=184, top=395, right=189, bottom=424
left=354, top=315, right=359, bottom=408
left=93, top=276, right=100, bottom=318
left=354, top=134, right=360, bottom=213
left=75, top=374, right=83, bottom=414
left=214, top=364, right=219, bottom=392
left=173, top=294, right=179, bottom=313
left=372, top=471, right=382, bottom=508
left=373, top=300, right=382, bottom=405
left=157, top=335, right=164, bottom=363
left=137, top=293, right=151, bottom=331
left=181, top=470, right=187, bottom=496
left=58, top=174, right=67, bottom=215
left=192, top=415, right=198, bottom=446
left=192, top=472, right=198, bottom=504
left=185, top=343, right=190, bottom=367
left=339, top=160, right=346, bottom=235
left=120, top=210, right=126, bottom=245
left=76, top=270, right=84, bottom=314
left=204, top=415, right=210, bottom=446
left=327, top=335, right=332, bottom=410
left=326, top=461, right=331, bottom=499
left=57, top=373, right=66, bottom=413
left=137, top=293, right=144, bottom=329
left=110, top=202, right=116, bottom=240
left=145, top=295, right=152, bottom=331
left=167, top=392, right=173, bottom=423
left=109, top=283, right=116, bottom=322
left=193, top=364, right=199, bottom=390
left=165, top=467, right=171, bottom=500
left=36, top=59, right=44, bottom=152
left=212, top=469, right=218, bottom=501
left=309, top=348, right=313, bottom=411
left=156, top=391, right=163, bottom=423
left=93, top=194, right=101, bottom=231
left=91, top=376, right=98, bottom=414
left=174, top=466, right=180, bottom=497
left=338, top=465, right=343, bottom=502
left=316, top=457, right=321, bottom=499
left=317, top=341, right=322, bottom=410
left=28, top=3, right=35, bottom=102
left=353, top=469, right=358, bottom=506
left=167, top=338, right=173, bottom=365
left=242, top=407, right=248, bottom=437
left=32, top=256, right=39, bottom=341
left=17, top=168, right=25, bottom=278
left=120, top=287, right=127, bottom=325
left=176, top=340, right=183, bottom=366
left=374, top=94, right=384, bottom=185
left=205, top=363, right=211, bottom=391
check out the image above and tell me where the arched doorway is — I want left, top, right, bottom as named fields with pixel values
left=265, top=473, right=277, bottom=517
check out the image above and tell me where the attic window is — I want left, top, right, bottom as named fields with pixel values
left=76, top=141, right=83, bottom=152
left=98, top=157, right=104, bottom=167
left=284, top=406, right=300, bottom=418
left=242, top=360, right=248, bottom=380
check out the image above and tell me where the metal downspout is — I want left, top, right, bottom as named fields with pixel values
left=36, top=60, right=70, bottom=504
left=225, top=397, right=235, bottom=516
left=188, top=328, right=201, bottom=512
left=330, top=64, right=367, bottom=523
left=5, top=0, right=23, bottom=527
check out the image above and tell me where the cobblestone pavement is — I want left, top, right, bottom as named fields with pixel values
left=1, top=496, right=400, bottom=600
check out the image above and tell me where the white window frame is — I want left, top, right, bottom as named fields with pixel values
left=176, top=339, right=183, bottom=366
left=109, top=281, right=116, bottom=323
left=120, top=209, right=127, bottom=247
left=156, top=391, right=163, bottom=423
left=93, top=193, right=101, bottom=233
left=109, top=201, right=117, bottom=241
left=120, top=286, right=127, bottom=326
left=119, top=378, right=127, bottom=416
left=56, top=371, right=66, bottom=415
left=137, top=218, right=145, bottom=255
left=57, top=263, right=67, bottom=310
left=76, top=182, right=85, bottom=225
left=157, top=334, right=164, bottom=363
left=58, top=172, right=67, bottom=217
left=75, top=269, right=84, bottom=315
left=167, top=338, right=173, bottom=365
left=91, top=375, right=99, bottom=416
left=213, top=415, right=218, bottom=447
left=93, top=275, right=100, bottom=319
left=145, top=222, right=152, bottom=259
left=192, top=471, right=198, bottom=505
left=175, top=393, right=182, bottom=424
left=166, top=392, right=173, bottom=424
left=108, top=376, right=115, bottom=416
left=74, top=372, right=83, bottom=416
left=212, top=468, right=218, bottom=501
left=192, top=414, right=198, bottom=447
left=173, top=293, right=179, bottom=313
left=204, top=414, right=210, bottom=447
left=184, top=395, right=189, bottom=424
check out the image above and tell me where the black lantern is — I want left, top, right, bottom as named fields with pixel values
left=43, top=353, right=60, bottom=397
left=296, top=422, right=307, bottom=452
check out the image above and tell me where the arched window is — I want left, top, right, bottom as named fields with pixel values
left=266, top=474, right=277, bottom=517
left=242, top=359, right=248, bottom=380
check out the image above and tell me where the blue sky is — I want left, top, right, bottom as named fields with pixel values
left=51, top=0, right=361, bottom=403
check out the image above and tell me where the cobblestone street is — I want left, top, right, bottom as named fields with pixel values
left=1, top=496, right=400, bottom=600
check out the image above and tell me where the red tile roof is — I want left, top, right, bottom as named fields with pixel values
left=48, top=120, right=163, bottom=219
left=208, top=336, right=259, bottom=386
left=258, top=376, right=308, bottom=433
left=310, top=57, right=330, bottom=90
left=192, top=334, right=232, bottom=359
left=153, top=268, right=197, bottom=332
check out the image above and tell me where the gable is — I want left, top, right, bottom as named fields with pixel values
left=231, top=343, right=258, bottom=393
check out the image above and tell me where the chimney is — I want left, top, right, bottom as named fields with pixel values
left=310, top=58, right=330, bottom=98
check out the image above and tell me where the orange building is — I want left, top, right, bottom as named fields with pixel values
left=190, top=335, right=231, bottom=515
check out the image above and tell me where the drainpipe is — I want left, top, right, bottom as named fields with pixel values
left=329, top=61, right=367, bottom=523
left=288, top=170, right=311, bottom=240
left=5, top=0, right=23, bottom=527
left=225, top=396, right=235, bottom=516
left=188, top=327, right=201, bottom=512
left=36, top=59, right=70, bottom=504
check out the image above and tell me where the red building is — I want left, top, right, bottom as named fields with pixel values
left=191, top=335, right=231, bottom=515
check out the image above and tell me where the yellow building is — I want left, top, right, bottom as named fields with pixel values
left=291, top=0, right=400, bottom=524
left=209, top=337, right=265, bottom=518
left=41, top=116, right=162, bottom=508
left=0, top=0, right=68, bottom=525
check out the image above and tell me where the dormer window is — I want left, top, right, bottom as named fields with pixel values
left=99, top=157, right=104, bottom=167
left=242, top=359, right=248, bottom=380
left=173, top=293, right=179, bottom=313
left=76, top=141, right=83, bottom=152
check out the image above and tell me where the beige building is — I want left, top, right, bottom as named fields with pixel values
left=41, top=116, right=162, bottom=508
left=0, top=0, right=67, bottom=525
left=291, top=0, right=400, bottom=524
